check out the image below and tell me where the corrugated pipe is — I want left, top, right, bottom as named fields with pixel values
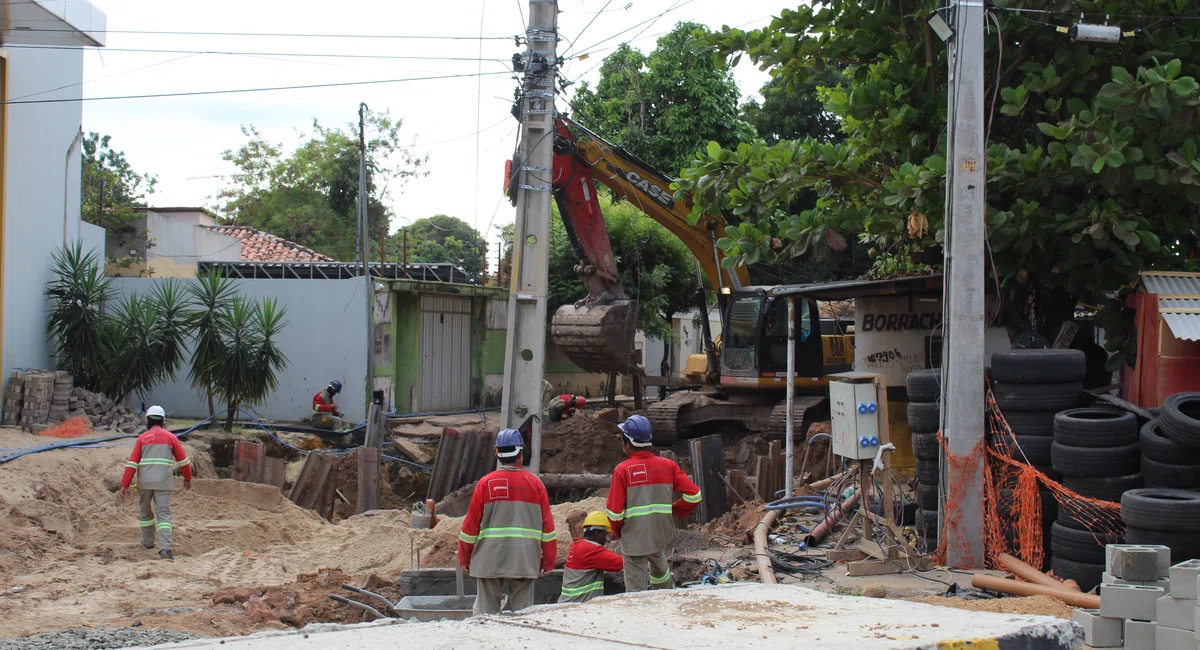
left=754, top=509, right=782, bottom=584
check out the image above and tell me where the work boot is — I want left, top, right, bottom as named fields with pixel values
left=142, top=543, right=154, bottom=550
left=159, top=549, right=173, bottom=561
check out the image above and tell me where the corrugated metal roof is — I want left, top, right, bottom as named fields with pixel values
left=1142, top=272, right=1200, bottom=341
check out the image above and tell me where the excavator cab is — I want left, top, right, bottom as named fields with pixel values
left=720, top=292, right=825, bottom=382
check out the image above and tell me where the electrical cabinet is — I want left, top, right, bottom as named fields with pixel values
left=831, top=372, right=885, bottom=460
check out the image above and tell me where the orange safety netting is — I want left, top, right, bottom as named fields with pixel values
left=36, top=415, right=94, bottom=439
left=935, top=384, right=1124, bottom=570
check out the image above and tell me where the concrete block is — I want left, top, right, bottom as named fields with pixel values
left=1126, top=619, right=1156, bottom=650
left=1075, top=609, right=1125, bottom=647
left=1158, top=596, right=1196, bottom=631
left=1109, top=545, right=1172, bottom=579
left=1117, top=548, right=1165, bottom=582
left=1173, top=561, right=1200, bottom=599
left=1155, top=626, right=1192, bottom=650
left=1102, top=584, right=1166, bottom=621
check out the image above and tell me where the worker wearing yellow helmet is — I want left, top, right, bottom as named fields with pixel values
left=558, top=511, right=624, bottom=603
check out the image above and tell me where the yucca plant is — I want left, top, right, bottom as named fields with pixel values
left=103, top=294, right=168, bottom=402
left=150, top=279, right=189, bottom=379
left=46, top=243, right=112, bottom=390
left=210, top=297, right=289, bottom=431
left=186, top=270, right=236, bottom=415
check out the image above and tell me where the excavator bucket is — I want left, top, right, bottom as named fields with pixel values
left=551, top=300, right=640, bottom=375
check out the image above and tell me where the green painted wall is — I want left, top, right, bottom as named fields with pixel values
left=392, top=291, right=422, bottom=413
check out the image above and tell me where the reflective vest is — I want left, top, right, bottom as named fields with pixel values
left=457, top=465, right=556, bottom=579
left=558, top=538, right=623, bottom=603
left=120, top=426, right=192, bottom=491
left=606, top=451, right=701, bottom=556
left=313, top=390, right=338, bottom=415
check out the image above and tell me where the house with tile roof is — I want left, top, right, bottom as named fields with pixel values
left=202, top=225, right=333, bottom=263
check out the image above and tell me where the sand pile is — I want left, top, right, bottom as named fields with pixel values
left=540, top=415, right=625, bottom=474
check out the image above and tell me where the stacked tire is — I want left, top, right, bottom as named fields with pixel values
left=906, top=368, right=941, bottom=549
left=1048, top=407, right=1140, bottom=589
left=1122, top=488, right=1200, bottom=563
left=1142, top=393, right=1200, bottom=491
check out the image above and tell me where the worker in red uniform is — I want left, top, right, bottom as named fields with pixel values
left=311, top=380, right=344, bottom=430
left=118, top=406, right=192, bottom=560
left=606, top=414, right=701, bottom=592
left=547, top=394, right=586, bottom=422
left=458, top=428, right=556, bottom=615
left=558, top=511, right=623, bottom=603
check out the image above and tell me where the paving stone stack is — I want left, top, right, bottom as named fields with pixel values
left=71, top=386, right=144, bottom=433
left=18, top=371, right=55, bottom=430
left=1123, top=488, right=1200, bottom=565
left=47, top=371, right=73, bottom=423
left=1072, top=544, right=1200, bottom=650
left=2, top=369, right=25, bottom=426
left=905, top=368, right=941, bottom=550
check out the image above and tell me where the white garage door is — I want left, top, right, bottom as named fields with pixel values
left=419, top=295, right=472, bottom=411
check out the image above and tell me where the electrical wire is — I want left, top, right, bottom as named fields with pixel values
left=564, top=0, right=615, bottom=59
left=8, top=53, right=199, bottom=102
left=6, top=44, right=512, bottom=63
left=0, top=26, right=518, bottom=40
left=0, top=70, right=512, bottom=105
left=568, top=0, right=695, bottom=61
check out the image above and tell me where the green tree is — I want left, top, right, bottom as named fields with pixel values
left=741, top=70, right=845, bottom=145
left=678, top=1, right=1200, bottom=366
left=218, top=113, right=426, bottom=261
left=187, top=270, right=237, bottom=416
left=394, top=215, right=484, bottom=282
left=209, top=297, right=289, bottom=432
left=46, top=243, right=113, bottom=391
left=569, top=21, right=756, bottom=174
left=82, top=133, right=157, bottom=234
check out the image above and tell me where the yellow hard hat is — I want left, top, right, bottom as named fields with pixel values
left=583, top=511, right=611, bottom=532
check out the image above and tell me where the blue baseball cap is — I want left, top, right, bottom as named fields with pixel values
left=619, top=415, right=653, bottom=447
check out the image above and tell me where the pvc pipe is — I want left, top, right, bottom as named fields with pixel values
left=803, top=490, right=861, bottom=546
left=810, top=469, right=853, bottom=491
left=998, top=553, right=1079, bottom=592
left=971, top=575, right=1100, bottom=609
left=753, top=509, right=781, bottom=584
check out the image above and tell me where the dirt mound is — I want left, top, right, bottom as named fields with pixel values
left=540, top=415, right=625, bottom=474
left=698, top=501, right=767, bottom=542
left=331, top=449, right=427, bottom=522
left=904, top=594, right=1072, bottom=619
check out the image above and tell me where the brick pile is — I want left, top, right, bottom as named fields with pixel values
left=19, top=371, right=55, bottom=428
left=71, top=386, right=145, bottom=433
left=48, top=371, right=73, bottom=422
left=0, top=369, right=146, bottom=434
left=2, top=369, right=24, bottom=425
left=1073, top=544, right=1200, bottom=649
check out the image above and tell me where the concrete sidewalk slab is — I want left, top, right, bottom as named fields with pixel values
left=139, top=584, right=1081, bottom=650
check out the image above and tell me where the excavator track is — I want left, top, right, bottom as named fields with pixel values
left=645, top=392, right=700, bottom=444
left=767, top=394, right=830, bottom=440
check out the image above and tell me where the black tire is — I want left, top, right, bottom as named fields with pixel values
left=906, top=369, right=941, bottom=403
left=917, top=509, right=939, bottom=536
left=1035, top=464, right=1063, bottom=482
left=1050, top=521, right=1122, bottom=564
left=1141, top=419, right=1200, bottom=465
left=916, top=459, right=940, bottom=485
left=1057, top=501, right=1091, bottom=531
left=1050, top=442, right=1140, bottom=478
left=1121, top=488, right=1200, bottom=533
left=1125, top=526, right=1200, bottom=562
left=1142, top=457, right=1200, bottom=490
left=1053, top=408, right=1138, bottom=448
left=917, top=484, right=939, bottom=510
left=1161, top=393, right=1200, bottom=450
left=991, top=349, right=1086, bottom=384
left=911, top=432, right=940, bottom=461
left=990, top=436, right=1053, bottom=466
left=998, top=410, right=1057, bottom=437
left=1063, top=474, right=1143, bottom=503
left=907, top=401, right=940, bottom=434
left=1051, top=556, right=1105, bottom=591
left=993, top=382, right=1083, bottom=412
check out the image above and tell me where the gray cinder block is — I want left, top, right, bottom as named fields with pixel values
left=1101, top=584, right=1166, bottom=621
left=1126, top=619, right=1156, bottom=650
left=1156, top=596, right=1196, bottom=631
left=1169, top=560, right=1200, bottom=599
left=1107, top=545, right=1171, bottom=579
left=1074, top=608, right=1124, bottom=647
left=1104, top=572, right=1171, bottom=590
left=1154, top=625, right=1192, bottom=650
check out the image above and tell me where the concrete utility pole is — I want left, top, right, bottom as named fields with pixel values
left=943, top=0, right=987, bottom=568
left=500, top=0, right=557, bottom=472
left=358, top=102, right=375, bottom=419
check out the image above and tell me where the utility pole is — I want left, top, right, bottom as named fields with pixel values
left=358, top=102, right=375, bottom=420
left=500, top=0, right=557, bottom=472
left=942, top=0, right=987, bottom=568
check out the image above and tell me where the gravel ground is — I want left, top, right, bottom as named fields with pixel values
left=0, top=626, right=199, bottom=650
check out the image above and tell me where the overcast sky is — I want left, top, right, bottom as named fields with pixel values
left=77, top=0, right=783, bottom=248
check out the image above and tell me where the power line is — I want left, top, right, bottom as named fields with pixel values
left=564, top=0, right=615, bottom=58
left=1, top=70, right=512, bottom=105
left=0, top=26, right=517, bottom=40
left=8, top=53, right=199, bottom=101
left=568, top=0, right=695, bottom=61
left=5, top=44, right=511, bottom=63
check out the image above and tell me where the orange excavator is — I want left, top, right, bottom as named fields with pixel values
left=509, top=117, right=853, bottom=443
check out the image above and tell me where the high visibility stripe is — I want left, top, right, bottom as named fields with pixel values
left=178, top=458, right=191, bottom=467
left=605, top=508, right=625, bottom=521
left=138, top=459, right=177, bottom=466
left=623, top=503, right=674, bottom=518
left=458, top=531, right=478, bottom=544
left=476, top=527, right=547, bottom=541
left=541, top=530, right=558, bottom=542
left=649, top=569, right=672, bottom=585
left=139, top=520, right=155, bottom=527
left=156, top=523, right=173, bottom=530
left=559, top=581, right=604, bottom=597
left=125, top=461, right=138, bottom=469
left=682, top=491, right=702, bottom=504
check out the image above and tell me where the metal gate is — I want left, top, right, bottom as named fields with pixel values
left=419, top=295, right=473, bottom=411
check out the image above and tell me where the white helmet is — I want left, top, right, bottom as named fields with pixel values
left=146, top=405, right=166, bottom=419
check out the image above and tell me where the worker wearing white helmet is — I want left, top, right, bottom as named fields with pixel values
left=118, top=405, right=192, bottom=560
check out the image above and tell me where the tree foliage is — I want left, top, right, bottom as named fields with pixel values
left=678, top=0, right=1200, bottom=365
left=569, top=21, right=756, bottom=173
left=218, top=112, right=426, bottom=262
left=393, top=214, right=485, bottom=282
left=82, top=133, right=157, bottom=234
left=740, top=70, right=845, bottom=145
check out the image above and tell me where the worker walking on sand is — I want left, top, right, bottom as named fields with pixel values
left=458, top=429, right=556, bottom=615
left=606, top=414, right=701, bottom=592
left=118, top=406, right=192, bottom=560
left=311, top=380, right=344, bottom=430
left=558, top=511, right=623, bottom=603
